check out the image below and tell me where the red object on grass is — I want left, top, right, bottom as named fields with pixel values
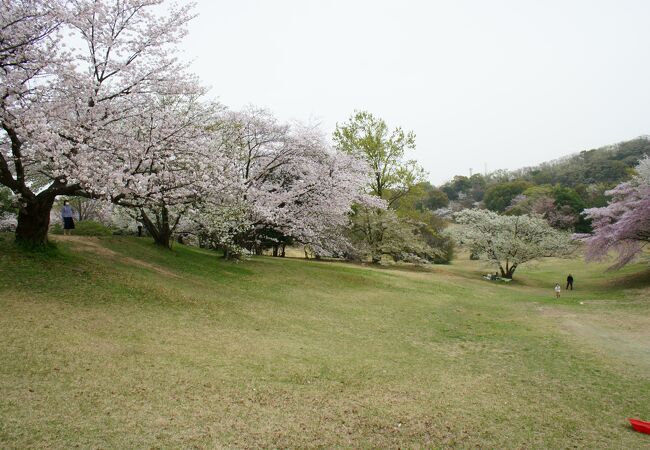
left=629, top=418, right=650, bottom=434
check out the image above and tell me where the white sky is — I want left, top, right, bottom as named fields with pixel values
left=182, top=0, right=650, bottom=184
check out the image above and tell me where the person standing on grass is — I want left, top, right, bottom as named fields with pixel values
left=554, top=283, right=561, bottom=298
left=566, top=274, right=574, bottom=290
left=61, top=200, right=75, bottom=236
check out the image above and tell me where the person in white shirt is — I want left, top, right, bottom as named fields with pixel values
left=61, top=200, right=75, bottom=236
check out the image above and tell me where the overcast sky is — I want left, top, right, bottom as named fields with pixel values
left=182, top=0, right=650, bottom=184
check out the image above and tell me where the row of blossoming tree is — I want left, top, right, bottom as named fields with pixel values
left=3, top=0, right=451, bottom=261
left=0, top=0, right=378, bottom=254
left=5, top=1, right=646, bottom=266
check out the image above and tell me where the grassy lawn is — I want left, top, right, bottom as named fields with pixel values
left=1, top=234, right=649, bottom=448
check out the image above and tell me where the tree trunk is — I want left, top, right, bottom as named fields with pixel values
left=139, top=209, right=171, bottom=248
left=153, top=228, right=171, bottom=248
left=499, top=263, right=517, bottom=279
left=15, top=196, right=55, bottom=247
left=272, top=245, right=278, bottom=257
left=280, top=244, right=286, bottom=257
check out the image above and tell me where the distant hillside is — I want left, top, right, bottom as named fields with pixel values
left=428, top=136, right=650, bottom=232
left=509, top=135, right=650, bottom=187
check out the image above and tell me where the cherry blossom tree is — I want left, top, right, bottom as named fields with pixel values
left=195, top=107, right=379, bottom=258
left=107, top=96, right=224, bottom=248
left=274, top=142, right=381, bottom=257
left=453, top=209, right=574, bottom=279
left=2, top=2, right=391, bottom=255
left=1, top=0, right=72, bottom=244
left=191, top=200, right=252, bottom=257
left=582, top=155, right=650, bottom=269
left=1, top=0, right=197, bottom=246
left=0, top=211, right=17, bottom=232
left=62, top=197, right=111, bottom=223
left=507, top=193, right=579, bottom=229
left=247, top=123, right=380, bottom=257
left=196, top=107, right=293, bottom=256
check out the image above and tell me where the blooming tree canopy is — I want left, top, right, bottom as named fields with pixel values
left=1, top=0, right=72, bottom=243
left=107, top=96, right=225, bottom=247
left=1, top=2, right=413, bottom=258
left=507, top=193, right=579, bottom=230
left=1, top=0, right=198, bottom=245
left=194, top=107, right=380, bottom=257
left=582, top=155, right=650, bottom=269
left=453, top=209, right=574, bottom=278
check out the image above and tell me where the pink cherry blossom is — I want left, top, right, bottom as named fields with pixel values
left=581, top=156, right=650, bottom=269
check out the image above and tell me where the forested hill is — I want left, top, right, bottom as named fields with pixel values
left=509, top=135, right=650, bottom=187
left=409, top=136, right=650, bottom=233
left=436, top=135, right=650, bottom=204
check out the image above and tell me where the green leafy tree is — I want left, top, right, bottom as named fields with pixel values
left=575, top=183, right=610, bottom=208
left=348, top=208, right=443, bottom=264
left=391, top=184, right=454, bottom=263
left=393, top=182, right=449, bottom=212
left=484, top=181, right=531, bottom=212
left=469, top=174, right=487, bottom=201
left=333, top=111, right=453, bottom=264
left=441, top=175, right=472, bottom=201
left=552, top=185, right=585, bottom=213
left=421, top=185, right=450, bottom=210
left=333, top=111, right=425, bottom=207
left=551, top=185, right=591, bottom=232
left=505, top=185, right=586, bottom=231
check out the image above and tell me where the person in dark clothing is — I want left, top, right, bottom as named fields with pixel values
left=61, top=200, right=75, bottom=235
left=566, top=274, right=574, bottom=290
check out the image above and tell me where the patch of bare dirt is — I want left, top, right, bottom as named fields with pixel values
left=538, top=304, right=650, bottom=373
left=54, top=236, right=179, bottom=278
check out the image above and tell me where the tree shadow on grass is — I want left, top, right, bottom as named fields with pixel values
left=598, top=267, right=650, bottom=291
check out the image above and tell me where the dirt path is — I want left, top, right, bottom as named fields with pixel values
left=53, top=236, right=180, bottom=278
left=538, top=304, right=650, bottom=374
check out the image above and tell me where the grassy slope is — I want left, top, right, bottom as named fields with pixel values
left=0, top=234, right=649, bottom=448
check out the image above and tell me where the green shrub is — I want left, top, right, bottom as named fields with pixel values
left=50, top=220, right=112, bottom=236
